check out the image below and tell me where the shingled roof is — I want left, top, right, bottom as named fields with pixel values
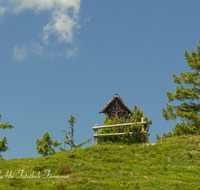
left=99, top=94, right=133, bottom=114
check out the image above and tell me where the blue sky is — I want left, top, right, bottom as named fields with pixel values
left=0, top=0, right=200, bottom=160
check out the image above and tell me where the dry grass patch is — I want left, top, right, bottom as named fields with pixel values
left=68, top=154, right=76, bottom=158
left=58, top=167, right=73, bottom=174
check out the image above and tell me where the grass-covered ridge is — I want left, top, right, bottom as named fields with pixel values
left=1, top=135, right=200, bottom=189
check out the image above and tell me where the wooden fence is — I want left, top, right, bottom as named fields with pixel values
left=92, top=118, right=147, bottom=145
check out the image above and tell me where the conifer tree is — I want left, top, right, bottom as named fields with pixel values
left=68, top=115, right=76, bottom=149
left=98, top=104, right=153, bottom=143
left=35, top=132, right=62, bottom=156
left=61, top=115, right=92, bottom=150
left=162, top=41, right=200, bottom=135
left=0, top=114, right=14, bottom=156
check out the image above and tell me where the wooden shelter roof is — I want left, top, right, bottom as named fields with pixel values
left=99, top=94, right=133, bottom=114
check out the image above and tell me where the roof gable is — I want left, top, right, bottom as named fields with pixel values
left=99, top=94, right=133, bottom=114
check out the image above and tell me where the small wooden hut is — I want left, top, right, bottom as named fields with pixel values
left=99, top=94, right=133, bottom=120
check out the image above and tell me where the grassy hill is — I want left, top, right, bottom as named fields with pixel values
left=1, top=135, right=200, bottom=190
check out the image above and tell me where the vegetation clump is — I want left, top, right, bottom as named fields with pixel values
left=58, top=167, right=73, bottom=174
left=67, top=154, right=76, bottom=158
left=98, top=104, right=153, bottom=144
left=9, top=177, right=25, bottom=188
left=35, top=132, right=62, bottom=156
left=162, top=40, right=200, bottom=137
left=9, top=178, right=18, bottom=186
left=32, top=166, right=44, bottom=171
left=0, top=113, right=14, bottom=157
left=112, top=158, right=124, bottom=163
left=54, top=183, right=66, bottom=190
left=61, top=115, right=92, bottom=151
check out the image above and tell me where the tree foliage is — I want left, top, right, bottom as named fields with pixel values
left=0, top=113, right=14, bottom=157
left=98, top=104, right=153, bottom=144
left=162, top=41, right=200, bottom=135
left=35, top=132, right=62, bottom=156
left=68, top=115, right=76, bottom=149
left=61, top=115, right=92, bottom=151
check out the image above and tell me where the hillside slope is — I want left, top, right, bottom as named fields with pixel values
left=0, top=135, right=200, bottom=189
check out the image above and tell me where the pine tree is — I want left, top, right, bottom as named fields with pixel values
left=98, top=104, right=153, bottom=143
left=35, top=132, right=62, bottom=156
left=68, top=115, right=76, bottom=149
left=162, top=41, right=200, bottom=135
left=61, top=115, right=92, bottom=150
left=0, top=113, right=14, bottom=156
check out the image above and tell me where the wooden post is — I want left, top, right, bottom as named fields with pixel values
left=141, top=118, right=144, bottom=132
left=94, top=124, right=98, bottom=145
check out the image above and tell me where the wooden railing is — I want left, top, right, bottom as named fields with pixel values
left=93, top=118, right=147, bottom=145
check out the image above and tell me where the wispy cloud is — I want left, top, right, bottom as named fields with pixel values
left=13, top=43, right=27, bottom=60
left=0, top=6, right=6, bottom=16
left=30, top=41, right=43, bottom=55
left=42, top=6, right=81, bottom=44
left=66, top=47, right=78, bottom=58
left=0, top=0, right=81, bottom=58
left=84, top=16, right=91, bottom=23
left=0, top=6, right=7, bottom=22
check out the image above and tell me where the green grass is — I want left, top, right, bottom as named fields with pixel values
left=1, top=135, right=200, bottom=189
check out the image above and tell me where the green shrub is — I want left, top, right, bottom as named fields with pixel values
left=157, top=131, right=174, bottom=141
left=98, top=105, right=152, bottom=144
left=156, top=134, right=161, bottom=141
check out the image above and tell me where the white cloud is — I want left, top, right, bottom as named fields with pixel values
left=84, top=16, right=91, bottom=23
left=31, top=41, right=43, bottom=55
left=0, top=6, right=7, bottom=22
left=13, top=43, right=27, bottom=60
left=66, top=47, right=78, bottom=58
left=0, top=6, right=6, bottom=16
left=1, top=0, right=81, bottom=57
left=42, top=9, right=81, bottom=44
left=4, top=0, right=81, bottom=43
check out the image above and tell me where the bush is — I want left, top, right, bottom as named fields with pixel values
left=156, top=134, right=161, bottom=141
left=156, top=131, right=174, bottom=141
left=98, top=105, right=152, bottom=144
